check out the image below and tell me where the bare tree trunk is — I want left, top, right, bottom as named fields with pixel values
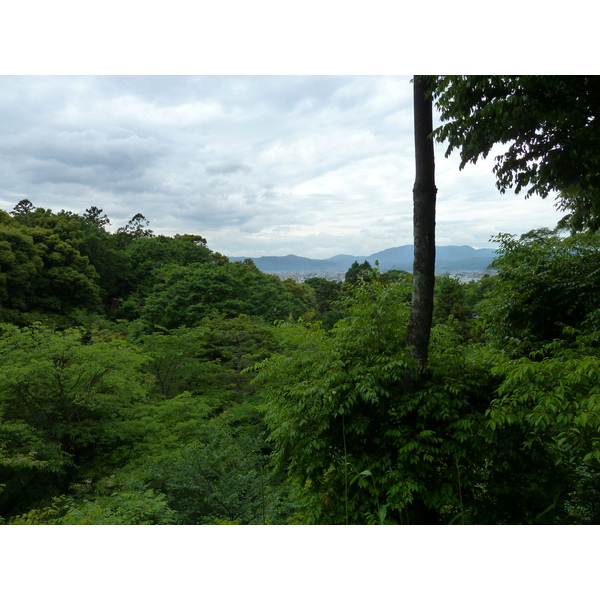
left=405, top=76, right=437, bottom=393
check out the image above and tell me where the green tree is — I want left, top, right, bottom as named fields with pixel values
left=256, top=280, right=464, bottom=524
left=462, top=274, right=496, bottom=317
left=82, top=206, right=110, bottom=230
left=343, top=260, right=375, bottom=288
left=256, top=278, right=577, bottom=524
left=484, top=331, right=600, bottom=523
left=0, top=324, right=148, bottom=518
left=379, top=269, right=411, bottom=285
left=140, top=411, right=280, bottom=524
left=132, top=326, right=213, bottom=399
left=87, top=385, right=295, bottom=524
left=0, top=209, right=103, bottom=321
left=433, top=275, right=468, bottom=324
left=141, top=261, right=306, bottom=329
left=10, top=199, right=35, bottom=221
left=281, top=278, right=316, bottom=307
left=8, top=489, right=176, bottom=525
left=0, top=214, right=44, bottom=317
left=479, top=229, right=600, bottom=351
left=28, top=222, right=102, bottom=317
left=304, top=277, right=344, bottom=329
left=174, top=233, right=208, bottom=246
left=124, top=235, right=214, bottom=293
left=432, top=275, right=484, bottom=341
left=431, top=75, right=600, bottom=231
left=75, top=212, right=132, bottom=306
left=199, top=313, right=279, bottom=399
left=115, top=213, right=154, bottom=248
left=109, top=235, right=215, bottom=321
left=127, top=314, right=279, bottom=400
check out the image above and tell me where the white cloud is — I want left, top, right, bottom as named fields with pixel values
left=0, top=75, right=568, bottom=259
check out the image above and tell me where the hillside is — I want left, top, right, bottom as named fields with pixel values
left=230, top=245, right=497, bottom=273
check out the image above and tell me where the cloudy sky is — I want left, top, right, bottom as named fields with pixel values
left=0, top=75, right=569, bottom=259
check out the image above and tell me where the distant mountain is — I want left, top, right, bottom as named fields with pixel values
left=230, top=245, right=497, bottom=273
left=368, top=245, right=497, bottom=272
left=229, top=254, right=343, bottom=272
left=366, top=246, right=415, bottom=270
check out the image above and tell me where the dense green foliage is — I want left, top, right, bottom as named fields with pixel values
left=0, top=203, right=330, bottom=524
left=140, top=261, right=308, bottom=328
left=255, top=279, right=579, bottom=524
left=431, top=76, right=600, bottom=231
left=0, top=323, right=149, bottom=517
left=255, top=260, right=600, bottom=523
left=1, top=199, right=600, bottom=524
left=480, top=229, right=600, bottom=350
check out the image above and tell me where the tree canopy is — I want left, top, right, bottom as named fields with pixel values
left=140, top=261, right=309, bottom=329
left=431, top=76, right=600, bottom=231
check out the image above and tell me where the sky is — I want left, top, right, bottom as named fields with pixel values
left=0, top=75, right=571, bottom=260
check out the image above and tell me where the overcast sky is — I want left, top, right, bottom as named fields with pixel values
left=0, top=75, right=569, bottom=259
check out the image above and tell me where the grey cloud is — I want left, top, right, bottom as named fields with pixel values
left=0, top=127, right=164, bottom=190
left=0, top=75, right=566, bottom=260
left=205, top=161, right=252, bottom=175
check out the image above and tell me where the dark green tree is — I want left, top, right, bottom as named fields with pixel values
left=124, top=235, right=214, bottom=293
left=433, top=275, right=473, bottom=336
left=281, top=278, right=316, bottom=307
left=132, top=326, right=213, bottom=399
left=379, top=269, right=411, bottom=285
left=343, top=260, right=375, bottom=288
left=256, top=279, right=522, bottom=524
left=129, top=394, right=292, bottom=524
left=199, top=313, right=279, bottom=399
left=82, top=206, right=110, bottom=230
left=256, top=280, right=415, bottom=523
left=10, top=199, right=35, bottom=220
left=0, top=209, right=103, bottom=321
left=75, top=216, right=132, bottom=306
left=479, top=228, right=600, bottom=352
left=431, top=75, right=600, bottom=231
left=109, top=235, right=216, bottom=321
left=484, top=331, right=600, bottom=524
left=304, top=277, right=344, bottom=329
left=174, top=233, right=208, bottom=246
left=0, top=213, right=44, bottom=318
left=140, top=262, right=307, bottom=329
left=256, top=278, right=581, bottom=524
left=115, top=213, right=154, bottom=248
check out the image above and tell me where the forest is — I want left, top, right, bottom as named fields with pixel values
left=0, top=199, right=598, bottom=525
left=2, top=75, right=600, bottom=525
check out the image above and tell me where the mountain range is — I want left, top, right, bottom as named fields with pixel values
left=230, top=245, right=497, bottom=273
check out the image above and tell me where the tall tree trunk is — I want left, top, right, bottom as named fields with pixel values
left=405, top=76, right=437, bottom=393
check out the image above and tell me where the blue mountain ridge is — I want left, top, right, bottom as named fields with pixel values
left=229, top=245, right=497, bottom=273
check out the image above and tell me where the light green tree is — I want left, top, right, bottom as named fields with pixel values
left=0, top=324, right=149, bottom=518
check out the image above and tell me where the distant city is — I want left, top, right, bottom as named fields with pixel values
left=230, top=244, right=498, bottom=282
left=264, top=270, right=495, bottom=284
